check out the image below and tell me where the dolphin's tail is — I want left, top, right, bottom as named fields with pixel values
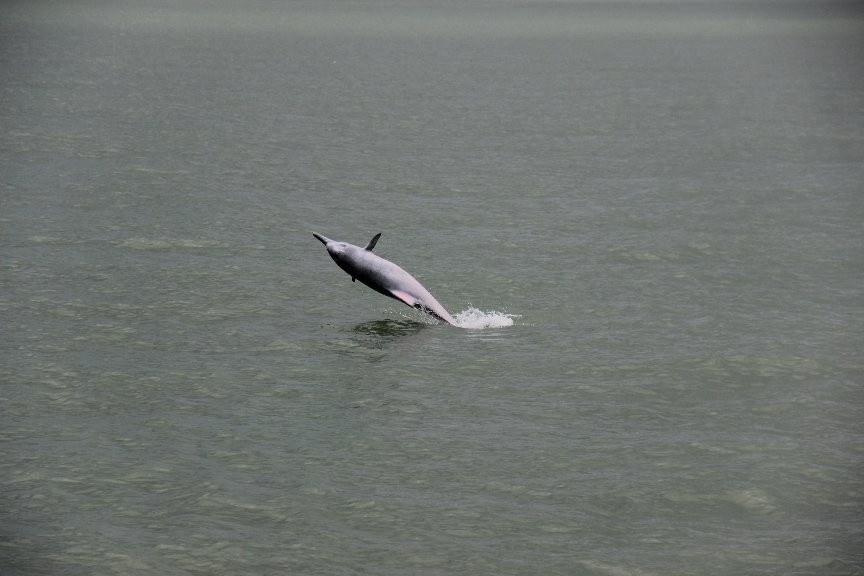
left=424, top=307, right=459, bottom=327
left=391, top=289, right=459, bottom=326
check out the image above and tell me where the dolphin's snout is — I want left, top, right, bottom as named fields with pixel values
left=312, top=232, right=331, bottom=246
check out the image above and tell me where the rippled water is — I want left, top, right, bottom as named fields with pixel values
left=2, top=1, right=863, bottom=575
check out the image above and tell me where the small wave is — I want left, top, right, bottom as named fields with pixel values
left=119, top=237, right=223, bottom=250
left=454, top=307, right=517, bottom=329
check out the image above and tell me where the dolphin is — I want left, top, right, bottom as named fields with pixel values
left=313, top=232, right=458, bottom=326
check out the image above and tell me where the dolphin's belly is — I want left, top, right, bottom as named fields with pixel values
left=354, top=255, right=404, bottom=286
left=356, top=258, right=433, bottom=303
left=350, top=257, right=404, bottom=292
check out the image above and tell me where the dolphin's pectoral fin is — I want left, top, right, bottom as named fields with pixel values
left=389, top=289, right=418, bottom=308
left=364, top=233, right=381, bottom=252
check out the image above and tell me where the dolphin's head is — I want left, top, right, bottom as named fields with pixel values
left=327, top=242, right=351, bottom=261
left=313, top=232, right=352, bottom=264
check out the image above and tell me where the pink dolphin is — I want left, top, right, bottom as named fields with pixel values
left=313, top=232, right=458, bottom=326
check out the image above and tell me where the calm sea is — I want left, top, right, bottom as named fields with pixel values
left=2, top=1, right=863, bottom=574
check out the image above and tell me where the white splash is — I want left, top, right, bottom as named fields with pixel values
left=454, top=307, right=517, bottom=329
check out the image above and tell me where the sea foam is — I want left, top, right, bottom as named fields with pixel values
left=454, top=307, right=517, bottom=329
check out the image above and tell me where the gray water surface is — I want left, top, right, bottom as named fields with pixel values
left=2, top=1, right=863, bottom=574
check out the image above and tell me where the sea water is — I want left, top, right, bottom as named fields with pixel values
left=1, top=1, right=862, bottom=575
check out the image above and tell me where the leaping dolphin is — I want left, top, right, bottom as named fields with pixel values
left=313, top=232, right=458, bottom=326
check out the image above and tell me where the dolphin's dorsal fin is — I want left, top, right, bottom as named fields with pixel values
left=364, top=233, right=381, bottom=251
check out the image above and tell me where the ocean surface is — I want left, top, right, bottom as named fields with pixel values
left=2, top=1, right=863, bottom=574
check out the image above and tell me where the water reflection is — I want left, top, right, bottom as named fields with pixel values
left=322, top=318, right=430, bottom=360
left=351, top=318, right=429, bottom=339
